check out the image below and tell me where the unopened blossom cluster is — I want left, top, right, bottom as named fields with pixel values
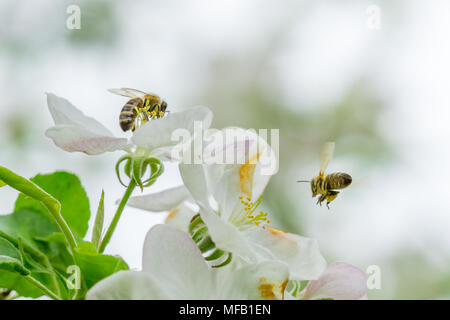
left=46, top=92, right=367, bottom=300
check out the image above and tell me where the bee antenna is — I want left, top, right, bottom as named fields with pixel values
left=296, top=180, right=310, bottom=183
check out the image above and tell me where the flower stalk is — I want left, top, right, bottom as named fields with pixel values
left=99, top=179, right=136, bottom=253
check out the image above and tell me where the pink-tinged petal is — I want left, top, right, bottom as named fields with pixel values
left=301, top=262, right=367, bottom=300
left=132, top=106, right=213, bottom=151
left=45, top=125, right=128, bottom=155
left=212, top=128, right=273, bottom=194
left=142, top=224, right=214, bottom=299
left=127, top=185, right=191, bottom=212
left=46, top=93, right=113, bottom=136
left=207, top=127, right=276, bottom=218
left=243, top=226, right=327, bottom=281
left=181, top=127, right=276, bottom=219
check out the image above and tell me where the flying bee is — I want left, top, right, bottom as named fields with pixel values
left=108, top=88, right=168, bottom=132
left=297, top=142, right=352, bottom=209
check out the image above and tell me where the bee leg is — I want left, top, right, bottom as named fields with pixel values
left=325, top=191, right=339, bottom=209
left=154, top=105, right=161, bottom=118
left=317, top=194, right=326, bottom=206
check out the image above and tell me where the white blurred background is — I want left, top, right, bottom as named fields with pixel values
left=0, top=0, right=449, bottom=299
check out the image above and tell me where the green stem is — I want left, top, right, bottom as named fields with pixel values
left=25, top=275, right=61, bottom=300
left=99, top=179, right=136, bottom=253
left=51, top=213, right=81, bottom=299
left=43, top=258, right=61, bottom=298
left=52, top=212, right=77, bottom=251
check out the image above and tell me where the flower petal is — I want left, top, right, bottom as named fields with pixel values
left=199, top=205, right=256, bottom=263
left=208, top=127, right=276, bottom=218
left=301, top=262, right=367, bottom=300
left=243, top=226, right=327, bottom=280
left=223, top=127, right=275, bottom=199
left=132, top=106, right=213, bottom=152
left=142, top=224, right=214, bottom=299
left=165, top=202, right=197, bottom=232
left=86, top=271, right=170, bottom=300
left=179, top=163, right=211, bottom=206
left=45, top=125, right=128, bottom=155
left=126, top=185, right=191, bottom=212
left=180, top=127, right=276, bottom=220
left=216, top=261, right=289, bottom=300
left=46, top=93, right=113, bottom=136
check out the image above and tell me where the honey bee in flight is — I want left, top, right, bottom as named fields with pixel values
left=108, top=88, right=168, bottom=132
left=297, top=142, right=352, bottom=209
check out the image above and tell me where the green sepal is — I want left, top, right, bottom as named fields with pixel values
left=212, top=252, right=233, bottom=268
left=205, top=248, right=226, bottom=261
left=142, top=157, right=164, bottom=187
left=197, top=235, right=216, bottom=253
left=188, top=214, right=203, bottom=235
left=115, top=155, right=132, bottom=187
left=192, top=226, right=208, bottom=243
left=131, top=157, right=146, bottom=191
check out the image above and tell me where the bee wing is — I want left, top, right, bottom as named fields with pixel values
left=108, top=88, right=148, bottom=98
left=319, top=142, right=335, bottom=175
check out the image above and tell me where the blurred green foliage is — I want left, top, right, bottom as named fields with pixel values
left=65, top=0, right=119, bottom=48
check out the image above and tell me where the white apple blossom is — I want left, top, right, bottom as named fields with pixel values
left=126, top=128, right=327, bottom=281
left=44, top=92, right=214, bottom=252
left=287, top=262, right=367, bottom=300
left=45, top=93, right=212, bottom=159
left=86, top=224, right=290, bottom=300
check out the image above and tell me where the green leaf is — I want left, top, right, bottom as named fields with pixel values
left=34, top=233, right=74, bottom=272
left=0, top=237, right=30, bottom=276
left=74, top=242, right=129, bottom=289
left=14, top=171, right=90, bottom=240
left=0, top=168, right=90, bottom=299
left=0, top=209, right=59, bottom=251
left=0, top=271, right=44, bottom=298
left=0, top=167, right=77, bottom=250
left=0, top=166, right=60, bottom=217
left=91, top=190, right=105, bottom=251
left=0, top=232, right=69, bottom=299
left=0, top=179, right=5, bottom=187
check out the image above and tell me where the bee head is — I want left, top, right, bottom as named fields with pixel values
left=310, top=179, right=318, bottom=197
left=161, top=101, right=168, bottom=112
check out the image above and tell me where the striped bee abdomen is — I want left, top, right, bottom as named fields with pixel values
left=119, top=98, right=141, bottom=131
left=325, top=172, right=352, bottom=190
